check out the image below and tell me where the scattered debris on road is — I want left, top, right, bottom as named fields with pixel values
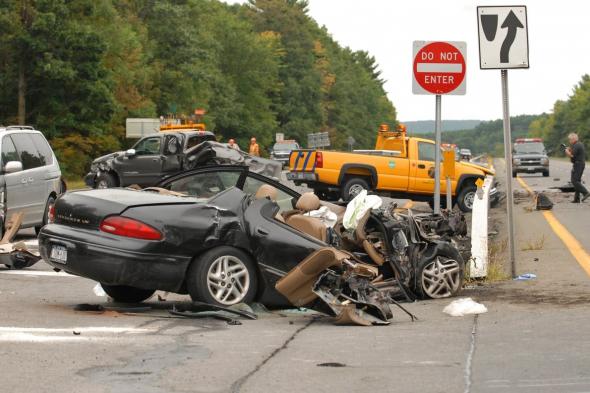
left=514, top=273, right=537, bottom=281
left=535, top=192, right=554, bottom=210
left=443, top=298, right=488, bottom=317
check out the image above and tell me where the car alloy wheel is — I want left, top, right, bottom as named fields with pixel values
left=206, top=255, right=250, bottom=305
left=420, top=256, right=462, bottom=298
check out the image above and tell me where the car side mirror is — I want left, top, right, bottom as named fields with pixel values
left=4, top=161, right=23, bottom=174
left=125, top=149, right=136, bottom=157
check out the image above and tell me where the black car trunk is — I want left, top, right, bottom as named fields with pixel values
left=54, top=189, right=197, bottom=229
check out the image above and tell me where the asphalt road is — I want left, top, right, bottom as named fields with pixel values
left=2, top=161, right=590, bottom=393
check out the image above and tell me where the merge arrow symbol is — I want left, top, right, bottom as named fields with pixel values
left=500, top=10, right=524, bottom=63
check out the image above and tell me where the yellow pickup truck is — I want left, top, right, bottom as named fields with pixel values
left=287, top=124, right=495, bottom=212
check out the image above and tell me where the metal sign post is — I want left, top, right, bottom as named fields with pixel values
left=413, top=41, right=467, bottom=214
left=477, top=5, right=529, bottom=277
left=501, top=70, right=517, bottom=277
left=434, top=95, right=442, bottom=214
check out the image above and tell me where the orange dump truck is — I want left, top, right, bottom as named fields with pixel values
left=287, top=124, right=495, bottom=212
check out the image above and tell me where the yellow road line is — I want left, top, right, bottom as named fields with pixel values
left=515, top=176, right=533, bottom=195
left=517, top=176, right=590, bottom=277
left=542, top=210, right=590, bottom=277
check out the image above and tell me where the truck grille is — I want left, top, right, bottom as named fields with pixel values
left=520, top=159, right=541, bottom=166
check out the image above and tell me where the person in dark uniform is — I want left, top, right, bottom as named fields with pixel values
left=565, top=133, right=589, bottom=203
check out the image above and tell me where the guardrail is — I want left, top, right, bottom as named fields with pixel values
left=469, top=175, right=494, bottom=278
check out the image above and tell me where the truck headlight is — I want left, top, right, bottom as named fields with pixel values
left=513, top=158, right=521, bottom=165
left=541, top=157, right=549, bottom=165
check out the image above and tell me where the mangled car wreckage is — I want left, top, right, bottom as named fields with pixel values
left=40, top=166, right=465, bottom=325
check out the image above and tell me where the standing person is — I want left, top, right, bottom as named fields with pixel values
left=228, top=138, right=240, bottom=150
left=249, top=137, right=260, bottom=157
left=565, top=132, right=589, bottom=203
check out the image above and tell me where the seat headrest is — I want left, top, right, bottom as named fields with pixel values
left=296, top=192, right=320, bottom=212
left=255, top=184, right=278, bottom=201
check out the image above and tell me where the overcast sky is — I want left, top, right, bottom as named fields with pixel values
left=223, top=0, right=589, bottom=122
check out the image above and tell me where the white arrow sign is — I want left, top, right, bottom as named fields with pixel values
left=477, top=6, right=529, bottom=69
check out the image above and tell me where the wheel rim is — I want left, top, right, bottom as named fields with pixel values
left=464, top=191, right=475, bottom=210
left=348, top=184, right=365, bottom=198
left=206, top=255, right=250, bottom=305
left=97, top=180, right=109, bottom=189
left=421, top=256, right=462, bottom=298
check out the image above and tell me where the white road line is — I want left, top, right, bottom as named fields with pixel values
left=0, top=326, right=155, bottom=343
left=0, top=270, right=75, bottom=277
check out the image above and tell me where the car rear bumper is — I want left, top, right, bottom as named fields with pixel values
left=39, top=224, right=192, bottom=292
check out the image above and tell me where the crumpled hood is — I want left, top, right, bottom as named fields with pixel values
left=92, top=151, right=124, bottom=164
left=460, top=161, right=495, bottom=176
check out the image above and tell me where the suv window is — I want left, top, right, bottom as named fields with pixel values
left=186, top=134, right=216, bottom=150
left=11, top=133, right=45, bottom=169
left=134, top=137, right=161, bottom=155
left=30, top=134, right=53, bottom=165
left=1, top=136, right=20, bottom=166
left=514, top=142, right=545, bottom=154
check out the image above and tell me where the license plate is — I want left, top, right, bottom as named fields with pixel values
left=50, top=245, right=67, bottom=264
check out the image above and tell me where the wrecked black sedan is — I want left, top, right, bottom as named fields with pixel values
left=39, top=165, right=464, bottom=311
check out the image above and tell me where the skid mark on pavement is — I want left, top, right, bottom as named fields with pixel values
left=516, top=176, right=590, bottom=278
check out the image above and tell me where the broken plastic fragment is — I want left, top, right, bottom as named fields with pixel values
left=93, top=283, right=107, bottom=297
left=443, top=298, right=488, bottom=317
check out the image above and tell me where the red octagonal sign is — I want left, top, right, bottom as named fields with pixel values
left=412, top=41, right=466, bottom=95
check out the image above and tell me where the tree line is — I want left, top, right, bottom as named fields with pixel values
left=0, top=0, right=397, bottom=177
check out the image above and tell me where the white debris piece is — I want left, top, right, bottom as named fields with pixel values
left=343, top=190, right=383, bottom=230
left=304, top=206, right=338, bottom=228
left=443, top=298, right=488, bottom=317
left=93, top=283, right=107, bottom=297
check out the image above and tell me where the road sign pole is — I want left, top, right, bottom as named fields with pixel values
left=434, top=94, right=442, bottom=214
left=501, top=69, right=516, bottom=277
left=446, top=176, right=452, bottom=210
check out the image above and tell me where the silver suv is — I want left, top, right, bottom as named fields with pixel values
left=0, top=126, right=62, bottom=235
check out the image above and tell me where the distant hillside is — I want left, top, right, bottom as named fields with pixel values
left=402, top=120, right=481, bottom=134
left=420, top=115, right=541, bottom=156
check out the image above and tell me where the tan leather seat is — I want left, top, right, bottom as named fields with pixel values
left=255, top=184, right=278, bottom=200
left=286, top=193, right=327, bottom=242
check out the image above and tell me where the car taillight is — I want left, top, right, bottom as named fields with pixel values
left=99, top=216, right=162, bottom=241
left=48, top=204, right=55, bottom=224
left=315, top=152, right=323, bottom=168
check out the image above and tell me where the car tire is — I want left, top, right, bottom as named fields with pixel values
left=100, top=284, right=155, bottom=303
left=35, top=195, right=56, bottom=235
left=456, top=185, right=477, bottom=213
left=187, top=246, right=258, bottom=306
left=341, top=177, right=369, bottom=202
left=96, top=172, right=118, bottom=189
left=415, top=246, right=464, bottom=299
left=543, top=171, right=549, bottom=177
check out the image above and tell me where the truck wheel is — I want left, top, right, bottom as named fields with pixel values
left=342, top=177, right=369, bottom=202
left=512, top=171, right=517, bottom=178
left=96, top=173, right=117, bottom=189
left=543, top=170, right=549, bottom=177
left=456, top=185, right=477, bottom=212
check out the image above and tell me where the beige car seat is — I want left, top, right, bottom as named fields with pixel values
left=285, top=192, right=327, bottom=242
left=254, top=184, right=285, bottom=222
